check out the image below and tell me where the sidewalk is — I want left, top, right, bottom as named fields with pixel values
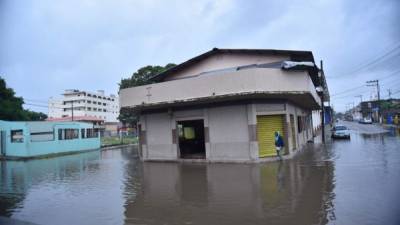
left=380, top=123, right=400, bottom=129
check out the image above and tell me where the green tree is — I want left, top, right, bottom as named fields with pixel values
left=0, top=76, right=48, bottom=121
left=118, top=63, right=176, bottom=125
left=24, top=110, right=48, bottom=121
left=0, top=76, right=27, bottom=120
left=119, top=63, right=176, bottom=89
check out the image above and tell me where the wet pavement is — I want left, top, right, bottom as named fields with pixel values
left=1, top=123, right=400, bottom=225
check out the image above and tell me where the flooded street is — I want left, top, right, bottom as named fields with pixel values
left=1, top=123, right=400, bottom=225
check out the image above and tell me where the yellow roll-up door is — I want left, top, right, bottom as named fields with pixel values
left=257, top=115, right=284, bottom=157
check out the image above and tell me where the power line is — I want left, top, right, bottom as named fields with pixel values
left=379, top=69, right=400, bottom=81
left=328, top=43, right=400, bottom=78
left=332, top=89, right=371, bottom=99
left=23, top=103, right=49, bottom=108
left=331, top=70, right=400, bottom=97
left=24, top=98, right=48, bottom=103
left=331, top=85, right=366, bottom=97
left=23, top=102, right=65, bottom=110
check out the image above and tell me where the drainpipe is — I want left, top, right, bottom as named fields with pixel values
left=320, top=60, right=325, bottom=144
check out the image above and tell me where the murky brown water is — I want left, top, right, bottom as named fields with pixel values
left=1, top=124, right=400, bottom=225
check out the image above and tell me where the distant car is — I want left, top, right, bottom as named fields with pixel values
left=331, top=125, right=350, bottom=139
left=359, top=118, right=372, bottom=124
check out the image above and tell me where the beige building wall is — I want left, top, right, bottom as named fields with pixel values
left=143, top=113, right=175, bottom=160
left=119, top=68, right=320, bottom=109
left=208, top=105, right=251, bottom=160
left=139, top=102, right=314, bottom=162
left=165, top=52, right=289, bottom=81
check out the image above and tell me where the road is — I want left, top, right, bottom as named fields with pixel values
left=338, top=120, right=389, bottom=134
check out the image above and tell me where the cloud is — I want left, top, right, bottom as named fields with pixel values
left=0, top=0, right=399, bottom=113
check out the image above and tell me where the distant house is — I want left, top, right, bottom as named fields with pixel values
left=48, top=89, right=120, bottom=123
left=360, top=99, right=400, bottom=124
left=120, top=48, right=329, bottom=162
left=0, top=120, right=100, bottom=159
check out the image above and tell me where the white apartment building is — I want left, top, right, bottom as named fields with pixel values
left=48, top=89, right=119, bottom=123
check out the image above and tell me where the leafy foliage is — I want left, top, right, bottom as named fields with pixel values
left=118, top=63, right=175, bottom=126
left=381, top=101, right=400, bottom=110
left=119, top=63, right=176, bottom=89
left=0, top=76, right=48, bottom=121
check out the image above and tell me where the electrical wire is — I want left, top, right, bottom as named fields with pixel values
left=330, top=70, right=400, bottom=97
left=328, top=42, right=400, bottom=79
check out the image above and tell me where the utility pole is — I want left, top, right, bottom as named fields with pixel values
left=366, top=80, right=380, bottom=123
left=320, top=60, right=325, bottom=143
left=387, top=89, right=392, bottom=99
left=355, top=95, right=363, bottom=104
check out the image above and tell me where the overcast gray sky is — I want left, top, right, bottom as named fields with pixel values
left=1, top=0, right=399, bottom=113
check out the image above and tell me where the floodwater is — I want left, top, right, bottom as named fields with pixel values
left=1, top=124, right=400, bottom=225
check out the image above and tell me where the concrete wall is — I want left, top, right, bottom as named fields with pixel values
left=144, top=113, right=175, bottom=160
left=139, top=102, right=314, bottom=162
left=0, top=121, right=100, bottom=158
left=120, top=68, right=321, bottom=109
left=164, top=52, right=289, bottom=81
left=285, top=103, right=313, bottom=152
left=208, top=105, right=251, bottom=160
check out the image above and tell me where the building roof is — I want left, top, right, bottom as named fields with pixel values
left=46, top=116, right=104, bottom=122
left=150, top=48, right=317, bottom=82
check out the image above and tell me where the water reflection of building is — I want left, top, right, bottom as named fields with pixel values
left=124, top=153, right=335, bottom=225
left=0, top=151, right=101, bottom=217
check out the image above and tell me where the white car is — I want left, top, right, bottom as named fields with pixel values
left=331, top=125, right=350, bottom=139
left=359, top=117, right=372, bottom=124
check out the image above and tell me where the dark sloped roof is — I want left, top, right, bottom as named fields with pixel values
left=149, top=48, right=316, bottom=82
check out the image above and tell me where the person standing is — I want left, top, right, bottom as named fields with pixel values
left=274, top=131, right=284, bottom=160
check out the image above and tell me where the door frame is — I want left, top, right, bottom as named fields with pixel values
left=0, top=130, right=5, bottom=156
left=176, top=118, right=206, bottom=159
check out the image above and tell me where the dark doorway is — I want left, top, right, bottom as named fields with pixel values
left=177, top=120, right=206, bottom=159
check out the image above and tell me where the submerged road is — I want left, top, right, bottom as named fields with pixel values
left=339, top=120, right=388, bottom=134
left=0, top=124, right=399, bottom=225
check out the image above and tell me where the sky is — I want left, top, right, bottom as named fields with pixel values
left=1, top=0, right=399, bottom=113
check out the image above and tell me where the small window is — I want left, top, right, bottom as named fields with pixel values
left=87, top=100, right=91, bottom=104
left=11, top=130, right=24, bottom=143
left=30, top=131, right=54, bottom=142
left=98, top=102, right=101, bottom=105
left=58, top=129, right=79, bottom=140
left=88, top=94, right=92, bottom=97
left=58, top=129, right=63, bottom=140
left=86, top=128, right=98, bottom=138
left=81, top=128, right=85, bottom=138
left=103, top=103, right=106, bottom=106
left=103, top=109, right=106, bottom=112
left=65, top=129, right=79, bottom=139
left=297, top=116, right=304, bottom=133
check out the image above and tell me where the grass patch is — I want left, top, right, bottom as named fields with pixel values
left=101, top=136, right=138, bottom=147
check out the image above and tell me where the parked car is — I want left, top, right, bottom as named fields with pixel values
left=331, top=125, right=350, bottom=139
left=359, top=117, right=372, bottom=124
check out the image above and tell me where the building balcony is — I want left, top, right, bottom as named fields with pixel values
left=120, top=68, right=321, bottom=111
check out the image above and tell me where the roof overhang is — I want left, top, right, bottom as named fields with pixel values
left=122, top=91, right=321, bottom=113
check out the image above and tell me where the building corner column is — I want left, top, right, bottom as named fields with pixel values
left=203, top=108, right=211, bottom=160
left=247, top=103, right=258, bottom=160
